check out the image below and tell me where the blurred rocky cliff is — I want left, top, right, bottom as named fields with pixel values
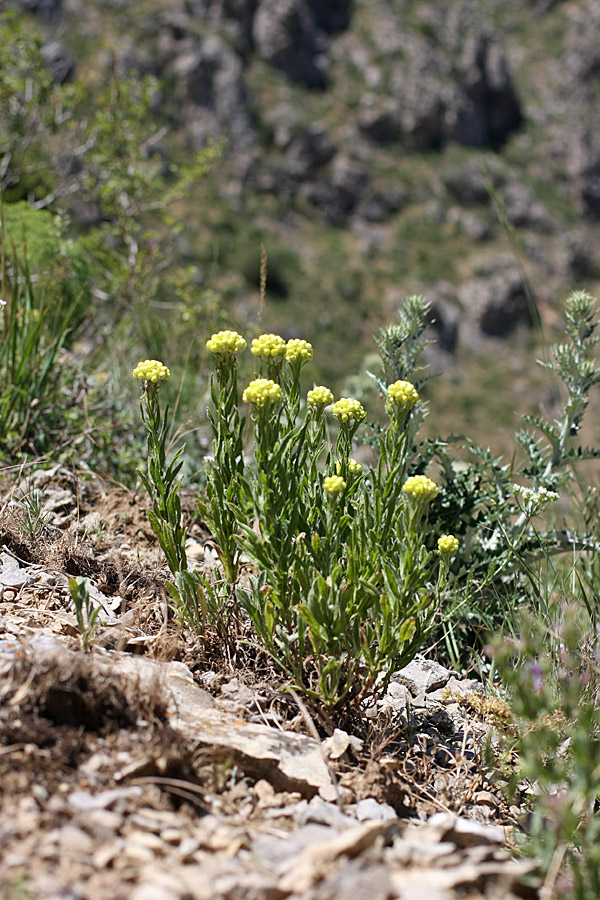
left=7, top=0, right=600, bottom=376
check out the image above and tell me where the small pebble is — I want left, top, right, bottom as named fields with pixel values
left=475, top=790, right=500, bottom=808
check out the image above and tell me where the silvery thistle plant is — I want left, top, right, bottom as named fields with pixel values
left=369, top=292, right=600, bottom=663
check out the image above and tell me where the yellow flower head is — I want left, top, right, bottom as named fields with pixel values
left=437, top=534, right=459, bottom=555
left=206, top=330, right=246, bottom=357
left=133, top=359, right=170, bottom=384
left=348, top=458, right=363, bottom=477
left=242, top=378, right=283, bottom=408
left=387, top=380, right=419, bottom=412
left=251, top=333, right=286, bottom=361
left=324, top=474, right=346, bottom=496
left=307, top=386, right=334, bottom=410
left=402, top=474, right=439, bottom=502
left=337, top=458, right=363, bottom=477
left=285, top=338, right=313, bottom=364
left=331, top=397, right=366, bottom=425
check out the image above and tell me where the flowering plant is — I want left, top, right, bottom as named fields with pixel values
left=134, top=359, right=197, bottom=619
left=135, top=325, right=465, bottom=707
left=198, top=332, right=459, bottom=708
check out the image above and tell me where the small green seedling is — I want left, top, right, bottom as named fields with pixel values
left=68, top=576, right=102, bottom=651
left=13, top=490, right=52, bottom=542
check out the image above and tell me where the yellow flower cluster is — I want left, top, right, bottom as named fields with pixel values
left=132, top=359, right=170, bottom=383
left=387, top=380, right=419, bottom=409
left=285, top=338, right=313, bottom=364
left=206, top=330, right=247, bottom=357
left=337, top=458, right=363, bottom=477
left=242, top=378, right=283, bottom=408
left=348, top=458, right=363, bottom=477
left=307, top=386, right=334, bottom=409
left=331, top=397, right=366, bottom=424
left=402, top=474, right=439, bottom=501
left=251, top=333, right=286, bottom=360
left=437, top=534, right=459, bottom=555
left=324, top=475, right=346, bottom=496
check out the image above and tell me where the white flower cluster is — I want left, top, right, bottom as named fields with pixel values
left=513, top=484, right=559, bottom=517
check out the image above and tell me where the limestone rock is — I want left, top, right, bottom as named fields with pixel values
left=458, top=266, right=532, bottom=339
left=253, top=0, right=328, bottom=88
left=391, top=655, right=454, bottom=697
left=184, top=0, right=258, bottom=50
left=306, top=0, right=352, bottom=34
left=361, top=2, right=522, bottom=152
left=3, top=632, right=334, bottom=799
left=171, top=34, right=255, bottom=150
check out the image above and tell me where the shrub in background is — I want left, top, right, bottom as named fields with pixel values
left=2, top=202, right=91, bottom=321
left=0, top=10, right=224, bottom=453
left=0, top=11, right=225, bottom=472
left=0, top=208, right=140, bottom=471
left=0, top=239, right=79, bottom=456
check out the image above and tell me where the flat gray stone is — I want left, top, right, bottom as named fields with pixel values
left=253, top=823, right=333, bottom=871
left=451, top=817, right=504, bottom=847
left=172, top=699, right=333, bottom=797
left=323, top=728, right=363, bottom=759
left=378, top=681, right=411, bottom=715
left=419, top=812, right=504, bottom=847
left=0, top=552, right=17, bottom=569
left=299, top=796, right=355, bottom=828
left=278, top=821, right=392, bottom=894
left=0, top=567, right=32, bottom=588
left=354, top=797, right=397, bottom=822
left=131, top=880, right=184, bottom=900
left=386, top=682, right=411, bottom=701
left=68, top=787, right=142, bottom=812
left=391, top=655, right=453, bottom=696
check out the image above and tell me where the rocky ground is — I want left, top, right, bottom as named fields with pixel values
left=0, top=465, right=541, bottom=900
